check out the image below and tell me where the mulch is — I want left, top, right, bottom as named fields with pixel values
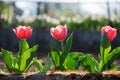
left=0, top=70, right=120, bottom=80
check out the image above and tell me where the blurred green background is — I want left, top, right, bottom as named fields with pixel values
left=0, top=0, right=120, bottom=30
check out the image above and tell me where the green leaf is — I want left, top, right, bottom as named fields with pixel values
left=12, top=57, right=18, bottom=70
left=19, top=45, right=38, bottom=72
left=1, top=48, right=18, bottom=72
left=108, top=47, right=120, bottom=64
left=100, top=62, right=116, bottom=72
left=99, top=33, right=111, bottom=72
left=99, top=47, right=120, bottom=72
left=117, top=66, right=120, bottom=70
left=61, top=33, right=73, bottom=64
left=18, top=39, right=29, bottom=57
left=63, top=52, right=84, bottom=70
left=43, top=53, right=52, bottom=72
left=50, top=41, right=61, bottom=69
left=68, top=52, right=84, bottom=59
left=0, top=69, right=2, bottom=73
left=68, top=52, right=84, bottom=69
left=99, top=60, right=104, bottom=72
left=34, top=54, right=52, bottom=72
left=63, top=55, right=77, bottom=70
left=25, top=58, right=40, bottom=72
left=34, top=59, right=43, bottom=72
left=81, top=54, right=99, bottom=72
left=51, top=48, right=60, bottom=68
left=1, top=48, right=13, bottom=70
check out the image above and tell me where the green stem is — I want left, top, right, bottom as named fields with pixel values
left=99, top=47, right=105, bottom=72
left=19, top=39, right=26, bottom=57
left=60, top=41, right=65, bottom=70
left=102, top=49, right=105, bottom=63
left=61, top=42, right=63, bottom=51
left=18, top=39, right=26, bottom=71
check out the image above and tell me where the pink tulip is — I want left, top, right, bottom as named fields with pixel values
left=50, top=25, right=67, bottom=42
left=101, top=26, right=117, bottom=41
left=13, top=25, right=32, bottom=39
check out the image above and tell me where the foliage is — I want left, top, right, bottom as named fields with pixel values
left=0, top=25, right=52, bottom=73
left=35, top=53, right=52, bottom=72
left=1, top=39, right=38, bottom=73
left=79, top=33, right=120, bottom=72
left=51, top=33, right=84, bottom=70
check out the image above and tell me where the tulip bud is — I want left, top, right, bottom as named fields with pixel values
left=50, top=25, right=67, bottom=42
left=101, top=26, right=117, bottom=41
left=13, top=25, right=32, bottom=39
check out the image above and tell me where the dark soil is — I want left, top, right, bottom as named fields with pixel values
left=0, top=71, right=120, bottom=80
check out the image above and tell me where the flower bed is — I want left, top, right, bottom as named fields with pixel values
left=0, top=71, right=120, bottom=80
left=0, top=24, right=120, bottom=80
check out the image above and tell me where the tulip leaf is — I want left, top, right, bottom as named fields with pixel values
left=99, top=32, right=111, bottom=72
left=13, top=57, right=18, bottom=70
left=34, top=59, right=44, bottom=72
left=50, top=41, right=61, bottom=70
left=1, top=48, right=18, bottom=72
left=19, top=45, right=38, bottom=71
left=42, top=53, right=52, bottom=72
left=63, top=52, right=84, bottom=69
left=61, top=33, right=73, bottom=64
left=68, top=52, right=84, bottom=58
left=34, top=53, right=52, bottom=72
left=80, top=54, right=99, bottom=72
left=108, top=47, right=120, bottom=64
left=25, top=58, right=40, bottom=72
left=51, top=48, right=60, bottom=69
left=102, top=62, right=116, bottom=71
left=69, top=52, right=85, bottom=68
left=1, top=49, right=13, bottom=70
left=0, top=69, right=2, bottom=73
left=117, top=66, right=120, bottom=70
left=63, top=55, right=77, bottom=69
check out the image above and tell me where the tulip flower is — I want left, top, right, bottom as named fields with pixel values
left=13, top=25, right=32, bottom=39
left=1, top=25, right=39, bottom=73
left=101, top=26, right=117, bottom=41
left=50, top=25, right=67, bottom=42
left=50, top=25, right=74, bottom=70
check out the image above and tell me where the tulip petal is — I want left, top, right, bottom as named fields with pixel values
left=50, top=25, right=67, bottom=41
left=101, top=26, right=117, bottom=41
left=13, top=26, right=32, bottom=39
